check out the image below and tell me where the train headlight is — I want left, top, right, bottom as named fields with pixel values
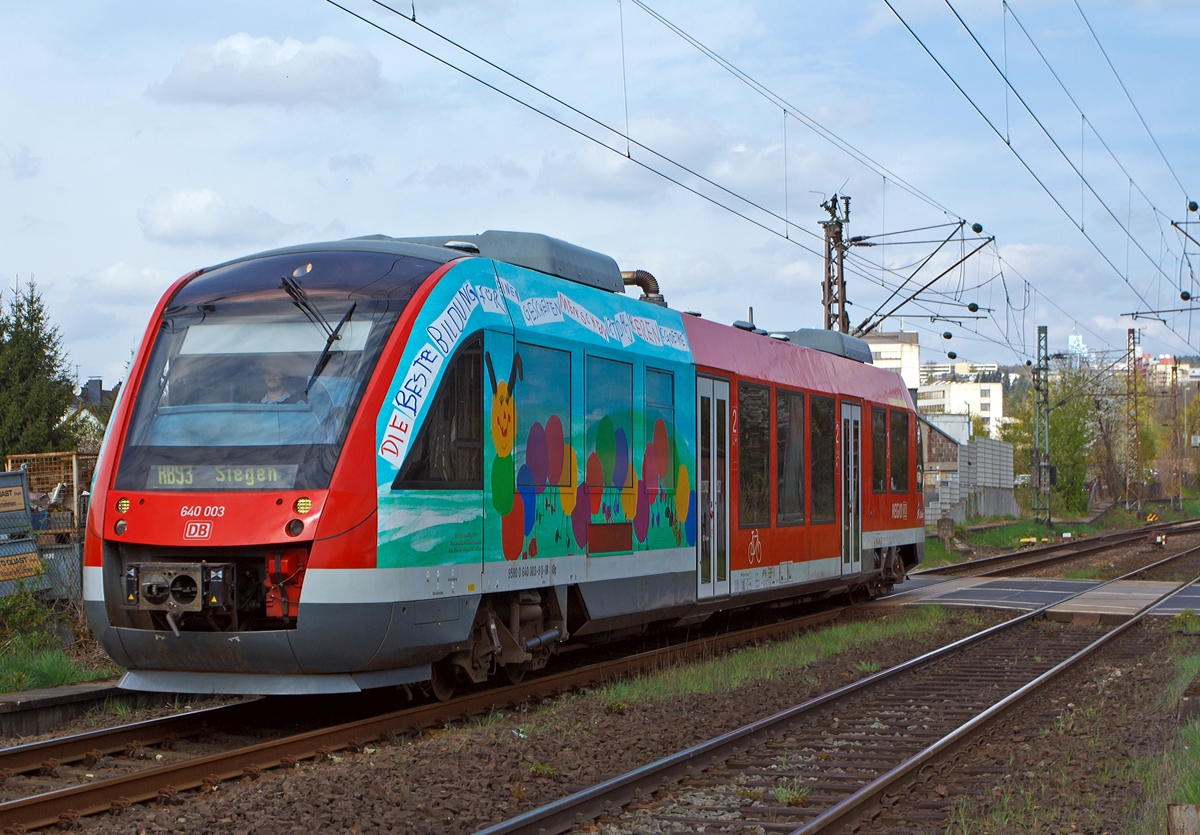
left=293, top=497, right=312, bottom=514
left=286, top=519, right=304, bottom=537
left=114, top=519, right=127, bottom=536
left=116, top=497, right=130, bottom=513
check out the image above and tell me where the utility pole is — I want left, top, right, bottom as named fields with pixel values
left=1125, top=328, right=1141, bottom=511
left=820, top=194, right=851, bottom=333
left=1171, top=364, right=1183, bottom=509
left=1032, top=325, right=1051, bottom=526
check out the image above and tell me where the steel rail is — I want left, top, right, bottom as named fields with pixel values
left=791, top=567, right=1200, bottom=833
left=0, top=607, right=846, bottom=830
left=0, top=700, right=266, bottom=778
left=474, top=542, right=1200, bottom=835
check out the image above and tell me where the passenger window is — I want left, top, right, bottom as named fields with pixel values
left=393, top=338, right=483, bottom=489
left=775, top=389, right=805, bottom=527
left=515, top=343, right=572, bottom=487
left=916, top=420, right=925, bottom=492
left=871, top=407, right=887, bottom=493
left=890, top=410, right=910, bottom=493
left=585, top=356, right=633, bottom=488
left=738, top=382, right=770, bottom=527
left=645, top=368, right=675, bottom=488
left=809, top=395, right=836, bottom=524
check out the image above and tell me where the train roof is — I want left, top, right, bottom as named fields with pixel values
left=684, top=315, right=915, bottom=409
left=202, top=237, right=459, bottom=274
left=205, top=231, right=624, bottom=296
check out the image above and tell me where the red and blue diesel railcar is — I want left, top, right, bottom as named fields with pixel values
left=83, top=231, right=924, bottom=696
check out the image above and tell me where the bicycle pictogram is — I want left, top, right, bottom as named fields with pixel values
left=748, top=529, right=762, bottom=564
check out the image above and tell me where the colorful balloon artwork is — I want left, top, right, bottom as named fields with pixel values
left=486, top=349, right=693, bottom=559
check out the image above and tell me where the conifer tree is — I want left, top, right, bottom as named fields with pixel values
left=0, top=280, right=79, bottom=461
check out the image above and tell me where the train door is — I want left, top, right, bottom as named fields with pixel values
left=841, top=402, right=862, bottom=575
left=697, top=377, right=730, bottom=599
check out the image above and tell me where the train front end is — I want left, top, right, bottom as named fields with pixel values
left=84, top=242, right=456, bottom=694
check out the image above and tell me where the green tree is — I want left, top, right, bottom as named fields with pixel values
left=0, top=280, right=79, bottom=461
left=1001, top=391, right=1032, bottom=476
left=1048, top=371, right=1092, bottom=515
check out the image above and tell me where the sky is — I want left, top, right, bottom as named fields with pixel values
left=2, top=0, right=1199, bottom=388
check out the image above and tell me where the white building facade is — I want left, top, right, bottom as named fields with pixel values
left=916, top=379, right=1004, bottom=439
left=862, top=331, right=921, bottom=390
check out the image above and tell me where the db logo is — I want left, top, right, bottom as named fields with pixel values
left=183, top=521, right=212, bottom=540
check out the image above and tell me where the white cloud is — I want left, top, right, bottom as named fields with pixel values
left=138, top=188, right=293, bottom=246
left=149, top=34, right=390, bottom=108
left=10, top=145, right=40, bottom=179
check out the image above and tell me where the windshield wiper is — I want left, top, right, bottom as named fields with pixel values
left=280, top=275, right=333, bottom=339
left=306, top=302, right=356, bottom=394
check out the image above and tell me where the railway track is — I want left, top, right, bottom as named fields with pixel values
left=911, top=517, right=1200, bottom=579
left=0, top=606, right=849, bottom=831
left=477, top=544, right=1200, bottom=835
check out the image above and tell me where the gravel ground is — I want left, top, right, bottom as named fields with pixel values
left=865, top=618, right=1192, bottom=834
left=69, top=608, right=1008, bottom=835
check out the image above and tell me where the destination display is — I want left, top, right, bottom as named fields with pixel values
left=145, top=465, right=299, bottom=490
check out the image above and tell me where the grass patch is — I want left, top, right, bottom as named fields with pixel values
left=598, top=606, right=968, bottom=705
left=1117, top=648, right=1200, bottom=834
left=919, top=536, right=962, bottom=569
left=0, top=587, right=118, bottom=694
left=0, top=644, right=111, bottom=692
left=1064, top=568, right=1104, bottom=580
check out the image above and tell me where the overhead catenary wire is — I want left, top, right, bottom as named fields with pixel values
left=332, top=0, right=1180, bottom=362
left=1003, top=2, right=1182, bottom=262
left=1071, top=0, right=1190, bottom=202
left=883, top=0, right=1196, bottom=354
left=342, top=0, right=1002, bottom=328
left=940, top=0, right=1179, bottom=295
left=627, top=0, right=960, bottom=219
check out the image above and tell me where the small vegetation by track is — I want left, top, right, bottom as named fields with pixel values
left=921, top=502, right=1200, bottom=572
left=0, top=588, right=117, bottom=695
left=69, top=606, right=1008, bottom=835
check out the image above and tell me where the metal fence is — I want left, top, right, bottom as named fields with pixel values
left=5, top=451, right=97, bottom=541
left=1, top=456, right=91, bottom=601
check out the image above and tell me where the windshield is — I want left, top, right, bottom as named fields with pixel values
left=115, top=249, right=440, bottom=492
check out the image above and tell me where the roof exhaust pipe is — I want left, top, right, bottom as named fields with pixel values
left=621, top=270, right=667, bottom=307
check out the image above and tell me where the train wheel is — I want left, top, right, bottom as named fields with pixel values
left=429, top=659, right=457, bottom=702
left=503, top=663, right=527, bottom=685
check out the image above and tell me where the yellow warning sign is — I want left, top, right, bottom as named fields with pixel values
left=1147, top=512, right=1160, bottom=522
left=0, top=485, right=26, bottom=515
left=0, top=551, right=43, bottom=583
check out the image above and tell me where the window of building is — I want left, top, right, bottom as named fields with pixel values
left=516, top=342, right=572, bottom=487
left=738, top=382, right=770, bottom=527
left=395, top=337, right=483, bottom=489
left=871, top=406, right=887, bottom=493
left=646, top=368, right=675, bottom=488
left=980, top=402, right=990, bottom=412
left=810, top=395, right=836, bottom=523
left=775, top=389, right=805, bottom=526
left=980, top=388, right=991, bottom=398
left=889, top=409, right=909, bottom=493
left=585, top=356, right=633, bottom=488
